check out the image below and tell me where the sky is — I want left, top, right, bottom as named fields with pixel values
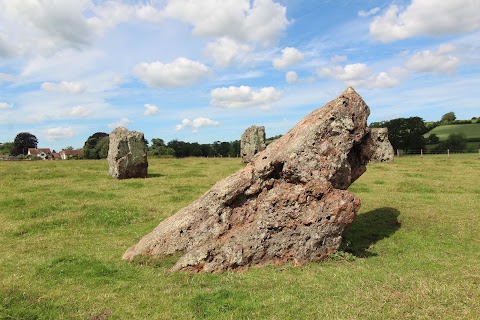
left=1, top=0, right=479, bottom=151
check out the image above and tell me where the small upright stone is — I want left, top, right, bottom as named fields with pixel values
left=367, top=128, right=395, bottom=162
left=107, top=127, right=148, bottom=179
left=240, top=125, right=266, bottom=163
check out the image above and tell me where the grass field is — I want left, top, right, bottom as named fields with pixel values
left=425, top=123, right=480, bottom=141
left=1, top=156, right=479, bottom=319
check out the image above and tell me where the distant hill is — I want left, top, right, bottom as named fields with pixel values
left=424, top=123, right=480, bottom=141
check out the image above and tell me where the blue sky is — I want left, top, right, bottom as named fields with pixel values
left=1, top=0, right=479, bottom=151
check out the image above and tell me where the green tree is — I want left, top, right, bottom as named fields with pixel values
left=11, top=132, right=38, bottom=156
left=425, top=133, right=440, bottom=145
left=151, top=138, right=165, bottom=147
left=441, top=112, right=456, bottom=124
left=148, top=138, right=175, bottom=157
left=383, top=117, right=427, bottom=152
left=435, top=133, right=467, bottom=152
left=167, top=140, right=190, bottom=158
left=368, top=121, right=387, bottom=128
left=229, top=140, right=240, bottom=157
left=96, top=136, right=110, bottom=159
left=83, top=132, right=108, bottom=159
left=201, top=144, right=214, bottom=157
left=0, top=142, right=13, bottom=155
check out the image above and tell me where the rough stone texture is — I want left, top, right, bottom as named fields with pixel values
left=241, top=125, right=266, bottom=163
left=107, top=127, right=148, bottom=179
left=123, top=87, right=376, bottom=272
left=365, top=128, right=394, bottom=162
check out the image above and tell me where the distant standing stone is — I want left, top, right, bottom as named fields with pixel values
left=241, top=125, right=266, bottom=163
left=107, top=127, right=148, bottom=179
left=367, top=128, right=394, bottom=162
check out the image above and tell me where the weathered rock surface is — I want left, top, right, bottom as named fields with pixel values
left=366, top=128, right=394, bottom=162
left=123, top=87, right=376, bottom=272
left=241, top=125, right=266, bottom=163
left=107, top=127, right=148, bottom=179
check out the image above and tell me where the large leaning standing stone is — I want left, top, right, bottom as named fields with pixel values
left=107, top=127, right=148, bottom=179
left=241, top=125, right=266, bottom=163
left=366, top=128, right=394, bottom=162
left=123, top=87, right=375, bottom=272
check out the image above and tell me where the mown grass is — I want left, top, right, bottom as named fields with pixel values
left=1, top=155, right=479, bottom=319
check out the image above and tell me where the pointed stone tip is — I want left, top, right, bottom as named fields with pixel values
left=343, top=86, right=357, bottom=94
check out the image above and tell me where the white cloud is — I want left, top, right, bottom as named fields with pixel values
left=330, top=55, right=347, bottom=64
left=0, top=102, right=12, bottom=109
left=0, top=73, right=17, bottom=82
left=211, top=85, right=281, bottom=109
left=90, top=2, right=164, bottom=29
left=45, top=127, right=76, bottom=141
left=205, top=37, right=253, bottom=67
left=318, top=63, right=371, bottom=82
left=405, top=45, right=460, bottom=74
left=370, top=1, right=480, bottom=42
left=134, top=58, right=209, bottom=88
left=285, top=71, right=314, bottom=84
left=164, top=0, right=289, bottom=45
left=0, top=0, right=97, bottom=56
left=67, top=105, right=92, bottom=118
left=21, top=49, right=105, bottom=81
left=112, top=74, right=125, bottom=85
left=108, top=117, right=132, bottom=129
left=358, top=7, right=380, bottom=18
left=374, top=68, right=408, bottom=88
left=0, top=1, right=168, bottom=57
left=41, top=81, right=87, bottom=93
left=317, top=63, right=407, bottom=89
left=144, top=104, right=159, bottom=116
left=286, top=71, right=299, bottom=83
left=175, top=117, right=219, bottom=131
left=273, top=47, right=304, bottom=70
left=0, top=34, right=14, bottom=57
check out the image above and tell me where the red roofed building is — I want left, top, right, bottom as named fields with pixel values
left=51, top=152, right=61, bottom=159
left=60, top=149, right=84, bottom=160
left=27, top=148, right=52, bottom=160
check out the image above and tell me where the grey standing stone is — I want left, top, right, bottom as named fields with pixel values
left=241, top=125, right=266, bottom=163
left=366, top=128, right=395, bottom=162
left=107, top=127, right=148, bottom=179
left=123, top=87, right=384, bottom=273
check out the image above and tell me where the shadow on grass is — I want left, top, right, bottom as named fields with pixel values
left=340, top=207, right=401, bottom=258
left=148, top=173, right=165, bottom=178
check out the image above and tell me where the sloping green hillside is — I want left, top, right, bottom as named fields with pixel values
left=425, top=123, right=480, bottom=141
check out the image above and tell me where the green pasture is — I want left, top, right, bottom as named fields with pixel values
left=425, top=123, right=480, bottom=141
left=1, top=156, right=479, bottom=319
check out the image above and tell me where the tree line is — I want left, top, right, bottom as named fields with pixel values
left=3, top=111, right=478, bottom=159
left=82, top=132, right=241, bottom=159
left=370, top=112, right=479, bottom=153
left=0, top=131, right=243, bottom=159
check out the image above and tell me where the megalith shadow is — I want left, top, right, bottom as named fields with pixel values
left=147, top=173, right=165, bottom=178
left=340, top=207, right=400, bottom=257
